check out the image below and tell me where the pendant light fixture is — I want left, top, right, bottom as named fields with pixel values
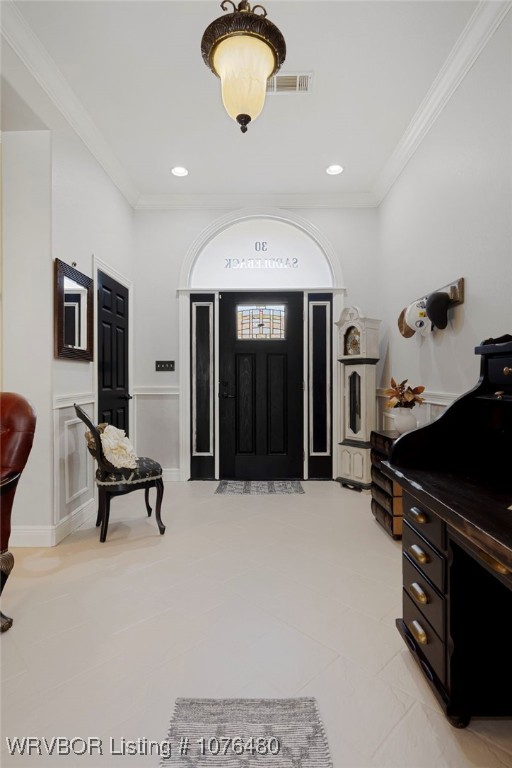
left=201, top=1, right=286, bottom=133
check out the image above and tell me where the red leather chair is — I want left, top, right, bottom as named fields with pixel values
left=1, top=393, right=37, bottom=632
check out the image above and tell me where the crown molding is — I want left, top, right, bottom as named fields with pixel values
left=135, top=192, right=378, bottom=210
left=373, top=1, right=512, bottom=205
left=1, top=0, right=140, bottom=207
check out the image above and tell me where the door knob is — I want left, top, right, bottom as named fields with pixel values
left=221, top=393, right=236, bottom=399
left=120, top=394, right=133, bottom=400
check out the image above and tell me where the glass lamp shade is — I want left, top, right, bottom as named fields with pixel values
left=213, top=35, right=275, bottom=126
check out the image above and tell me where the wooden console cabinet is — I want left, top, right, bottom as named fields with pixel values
left=383, top=335, right=512, bottom=727
left=370, top=430, right=402, bottom=538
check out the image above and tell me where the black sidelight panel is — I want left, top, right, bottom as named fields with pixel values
left=191, top=295, right=215, bottom=479
left=312, top=304, right=328, bottom=454
left=308, top=294, right=332, bottom=479
left=195, top=305, right=212, bottom=454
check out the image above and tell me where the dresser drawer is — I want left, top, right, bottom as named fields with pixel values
left=370, top=449, right=383, bottom=468
left=403, top=553, right=445, bottom=640
left=403, top=494, right=445, bottom=551
left=372, top=485, right=403, bottom=516
left=371, top=498, right=403, bottom=537
left=370, top=431, right=398, bottom=456
left=487, top=355, right=512, bottom=393
left=371, top=466, right=393, bottom=495
left=403, top=590, right=446, bottom=686
left=403, top=520, right=445, bottom=593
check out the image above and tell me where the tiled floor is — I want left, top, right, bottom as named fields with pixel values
left=1, top=481, right=511, bottom=766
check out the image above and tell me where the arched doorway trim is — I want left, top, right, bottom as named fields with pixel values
left=179, top=207, right=345, bottom=291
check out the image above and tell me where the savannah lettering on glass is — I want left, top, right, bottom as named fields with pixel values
left=225, top=242, right=299, bottom=270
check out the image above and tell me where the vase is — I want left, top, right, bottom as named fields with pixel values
left=393, top=407, right=417, bottom=434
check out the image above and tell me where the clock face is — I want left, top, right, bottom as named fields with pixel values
left=345, top=326, right=361, bottom=356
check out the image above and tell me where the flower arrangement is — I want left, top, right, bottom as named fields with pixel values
left=385, top=378, right=425, bottom=409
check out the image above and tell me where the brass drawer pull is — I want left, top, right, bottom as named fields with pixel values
left=477, top=549, right=511, bottom=576
left=408, top=506, right=427, bottom=524
left=408, top=544, right=430, bottom=566
left=408, top=619, right=428, bottom=645
left=504, top=366, right=512, bottom=376
left=409, top=582, right=429, bottom=605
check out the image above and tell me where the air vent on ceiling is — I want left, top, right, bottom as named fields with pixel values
left=266, top=73, right=312, bottom=95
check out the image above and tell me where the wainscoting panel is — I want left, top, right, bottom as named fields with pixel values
left=134, top=387, right=180, bottom=480
left=53, top=394, right=96, bottom=545
left=64, top=415, right=90, bottom=505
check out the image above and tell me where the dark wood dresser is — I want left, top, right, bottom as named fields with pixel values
left=370, top=430, right=402, bottom=538
left=382, top=334, right=512, bottom=728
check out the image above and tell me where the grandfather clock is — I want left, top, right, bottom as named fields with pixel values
left=336, top=307, right=381, bottom=490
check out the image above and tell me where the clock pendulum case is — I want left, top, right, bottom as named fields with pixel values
left=335, top=306, right=381, bottom=490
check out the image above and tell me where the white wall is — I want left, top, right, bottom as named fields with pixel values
left=2, top=45, right=136, bottom=542
left=133, top=206, right=380, bottom=388
left=2, top=130, right=54, bottom=532
left=305, top=209, right=382, bottom=317
left=378, top=12, right=512, bottom=398
left=51, top=130, right=135, bottom=398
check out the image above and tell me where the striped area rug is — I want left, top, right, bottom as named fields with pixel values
left=215, top=480, right=304, bottom=495
left=160, top=697, right=332, bottom=766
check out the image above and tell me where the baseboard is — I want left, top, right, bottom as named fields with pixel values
left=9, top=526, right=55, bottom=548
left=53, top=498, right=97, bottom=545
left=10, top=498, right=96, bottom=548
left=162, top=468, right=181, bottom=482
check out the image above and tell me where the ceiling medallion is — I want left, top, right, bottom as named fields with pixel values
left=201, top=1, right=286, bottom=133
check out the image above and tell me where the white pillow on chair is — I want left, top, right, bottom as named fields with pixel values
left=100, top=424, right=138, bottom=469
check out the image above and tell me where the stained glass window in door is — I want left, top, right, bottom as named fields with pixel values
left=237, top=305, right=286, bottom=340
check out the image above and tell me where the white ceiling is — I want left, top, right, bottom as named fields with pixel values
left=2, top=0, right=493, bottom=207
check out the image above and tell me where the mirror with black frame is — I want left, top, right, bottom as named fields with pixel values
left=54, top=258, right=94, bottom=361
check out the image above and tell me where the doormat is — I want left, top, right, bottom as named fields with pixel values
left=160, top=697, right=333, bottom=766
left=215, top=480, right=304, bottom=495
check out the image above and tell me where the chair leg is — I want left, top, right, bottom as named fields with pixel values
left=0, top=550, right=15, bottom=632
left=155, top=479, right=165, bottom=535
left=144, top=487, right=152, bottom=517
left=99, top=491, right=111, bottom=543
left=96, top=495, right=103, bottom=527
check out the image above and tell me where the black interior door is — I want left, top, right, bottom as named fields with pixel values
left=219, top=291, right=303, bottom=479
left=97, top=270, right=130, bottom=432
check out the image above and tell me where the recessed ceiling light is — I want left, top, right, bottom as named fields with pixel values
left=326, top=164, right=344, bottom=175
left=171, top=166, right=189, bottom=177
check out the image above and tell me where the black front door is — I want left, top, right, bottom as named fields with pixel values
left=219, top=291, right=304, bottom=479
left=97, top=270, right=130, bottom=432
